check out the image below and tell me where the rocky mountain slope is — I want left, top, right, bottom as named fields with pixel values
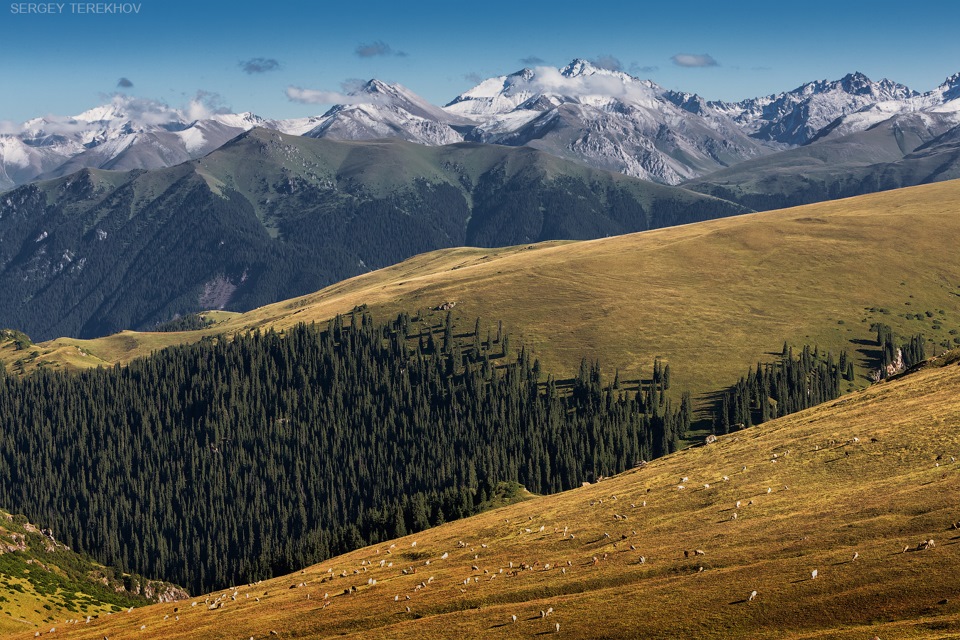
left=5, top=64, right=958, bottom=191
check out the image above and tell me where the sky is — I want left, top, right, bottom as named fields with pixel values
left=1, top=0, right=958, bottom=123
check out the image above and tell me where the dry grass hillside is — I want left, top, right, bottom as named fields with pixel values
left=7, top=179, right=960, bottom=400
left=10, top=351, right=960, bottom=640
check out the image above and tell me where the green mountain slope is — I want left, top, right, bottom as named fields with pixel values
left=0, top=129, right=747, bottom=341
left=13, top=179, right=960, bottom=403
left=686, top=115, right=960, bottom=210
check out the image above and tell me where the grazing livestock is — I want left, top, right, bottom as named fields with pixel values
left=749, top=590, right=758, bottom=601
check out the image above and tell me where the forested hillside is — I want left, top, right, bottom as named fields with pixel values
left=0, top=312, right=691, bottom=594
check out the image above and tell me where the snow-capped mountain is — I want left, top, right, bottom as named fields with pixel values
left=0, top=96, right=286, bottom=190
left=4, top=65, right=960, bottom=191
left=442, top=59, right=774, bottom=184
left=302, top=79, right=470, bottom=145
left=709, top=72, right=918, bottom=145
left=798, top=72, right=960, bottom=143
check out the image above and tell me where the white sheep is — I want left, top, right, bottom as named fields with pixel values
left=748, top=590, right=757, bottom=601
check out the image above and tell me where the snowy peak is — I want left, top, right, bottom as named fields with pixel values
left=444, top=59, right=662, bottom=121
left=662, top=91, right=710, bottom=116
left=302, top=79, right=465, bottom=146
left=559, top=58, right=632, bottom=82
left=834, top=71, right=915, bottom=100
left=721, top=72, right=920, bottom=145
left=0, top=96, right=279, bottom=189
left=936, top=72, right=960, bottom=103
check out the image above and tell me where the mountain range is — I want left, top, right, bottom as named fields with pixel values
left=0, top=129, right=745, bottom=341
left=3, top=61, right=960, bottom=340
left=3, top=62, right=959, bottom=191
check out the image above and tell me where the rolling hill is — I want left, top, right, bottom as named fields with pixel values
left=0, top=128, right=747, bottom=341
left=0, top=509, right=186, bottom=636
left=9, top=179, right=960, bottom=403
left=10, top=349, right=960, bottom=639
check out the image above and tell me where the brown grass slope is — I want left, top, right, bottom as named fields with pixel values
left=10, top=179, right=960, bottom=400
left=11, top=352, right=960, bottom=640
left=0, top=510, right=184, bottom=636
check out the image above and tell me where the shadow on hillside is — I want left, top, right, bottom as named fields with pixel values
left=850, top=337, right=882, bottom=372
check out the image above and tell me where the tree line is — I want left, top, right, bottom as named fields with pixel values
left=714, top=344, right=846, bottom=433
left=0, top=311, right=688, bottom=594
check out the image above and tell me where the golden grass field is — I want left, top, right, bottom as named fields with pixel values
left=6, top=179, right=960, bottom=402
left=7, top=352, right=959, bottom=639
left=0, top=512, right=145, bottom=636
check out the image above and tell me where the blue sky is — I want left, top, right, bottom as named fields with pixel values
left=1, top=0, right=958, bottom=122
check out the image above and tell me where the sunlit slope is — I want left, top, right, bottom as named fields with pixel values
left=10, top=179, right=960, bottom=397
left=15, top=352, right=960, bottom=639
left=0, top=510, right=183, bottom=636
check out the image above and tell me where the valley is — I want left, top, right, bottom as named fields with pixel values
left=5, top=349, right=958, bottom=639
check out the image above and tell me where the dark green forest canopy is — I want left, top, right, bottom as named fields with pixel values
left=0, top=313, right=692, bottom=594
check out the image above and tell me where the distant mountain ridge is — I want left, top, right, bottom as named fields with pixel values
left=3, top=63, right=959, bottom=190
left=685, top=73, right=960, bottom=210
left=0, top=95, right=319, bottom=191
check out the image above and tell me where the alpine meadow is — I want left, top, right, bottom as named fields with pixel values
left=3, top=4, right=960, bottom=637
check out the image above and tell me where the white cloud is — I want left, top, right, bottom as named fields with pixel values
left=240, top=58, right=280, bottom=74
left=516, top=66, right=651, bottom=102
left=286, top=86, right=382, bottom=106
left=591, top=55, right=623, bottom=72
left=355, top=41, right=407, bottom=58
left=671, top=53, right=719, bottom=68
left=0, top=120, right=21, bottom=134
left=183, top=90, right=231, bottom=121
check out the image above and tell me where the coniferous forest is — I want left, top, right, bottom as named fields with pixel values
left=0, top=312, right=690, bottom=594
left=714, top=344, right=846, bottom=433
